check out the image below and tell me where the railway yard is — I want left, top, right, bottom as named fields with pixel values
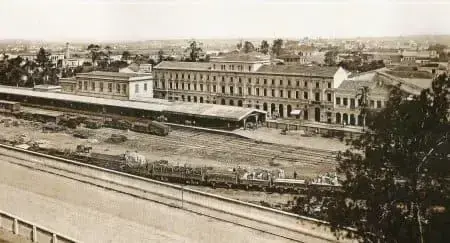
left=0, top=105, right=348, bottom=212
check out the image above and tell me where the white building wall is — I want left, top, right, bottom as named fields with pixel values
left=333, top=67, right=349, bottom=89
left=129, top=80, right=154, bottom=100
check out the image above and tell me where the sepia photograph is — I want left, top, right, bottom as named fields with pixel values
left=0, top=0, right=449, bottom=242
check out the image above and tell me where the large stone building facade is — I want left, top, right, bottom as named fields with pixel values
left=153, top=54, right=349, bottom=123
left=60, top=71, right=153, bottom=101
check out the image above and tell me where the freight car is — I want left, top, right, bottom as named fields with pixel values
left=0, top=100, right=21, bottom=114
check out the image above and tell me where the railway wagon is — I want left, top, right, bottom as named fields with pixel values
left=205, top=170, right=239, bottom=188
left=0, top=100, right=21, bottom=114
left=148, top=120, right=170, bottom=136
left=150, top=163, right=205, bottom=183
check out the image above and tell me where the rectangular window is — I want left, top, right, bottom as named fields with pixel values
left=213, top=85, right=216, bottom=92
left=288, top=90, right=291, bottom=98
left=91, top=82, right=95, bottom=91
left=343, top=98, right=348, bottom=106
left=288, top=80, right=291, bottom=86
left=280, top=80, right=283, bottom=85
left=182, top=74, right=184, bottom=79
left=304, top=92, right=308, bottom=99
left=221, top=86, right=225, bottom=93
left=176, top=82, right=179, bottom=89
left=230, top=86, right=234, bottom=95
left=304, top=81, right=308, bottom=87
left=315, top=92, right=320, bottom=101
left=256, top=78, right=260, bottom=84
left=154, top=81, right=158, bottom=88
left=256, top=88, right=260, bottom=96
left=328, top=82, right=331, bottom=88
left=144, top=83, right=147, bottom=91
left=327, top=93, right=331, bottom=102
left=169, top=82, right=173, bottom=89
left=188, top=84, right=191, bottom=90
left=122, top=84, right=127, bottom=93
left=239, top=87, right=242, bottom=95
left=238, top=77, right=242, bottom=83
left=336, top=97, right=341, bottom=105
left=116, top=83, right=120, bottom=93
left=271, top=89, right=275, bottom=97
left=247, top=87, right=251, bottom=95
left=296, top=80, right=300, bottom=87
left=272, top=79, right=275, bottom=85
left=78, top=81, right=82, bottom=90
left=377, top=100, right=382, bottom=108
left=248, top=66, right=251, bottom=71
left=248, top=78, right=251, bottom=83
left=264, top=79, right=267, bottom=85
left=108, top=83, right=112, bottom=92
left=100, top=82, right=104, bottom=92
left=316, top=82, right=320, bottom=88
left=200, top=84, right=204, bottom=91
left=135, top=84, right=139, bottom=93
left=350, top=98, right=355, bottom=108
left=84, top=81, right=88, bottom=90
left=280, top=90, right=284, bottom=97
left=264, top=89, right=267, bottom=96
left=213, top=76, right=216, bottom=81
left=230, top=77, right=233, bottom=82
left=221, top=76, right=225, bottom=82
left=296, top=91, right=299, bottom=99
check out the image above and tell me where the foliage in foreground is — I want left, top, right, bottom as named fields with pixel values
left=328, top=74, right=450, bottom=243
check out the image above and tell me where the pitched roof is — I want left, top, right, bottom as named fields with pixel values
left=154, top=61, right=211, bottom=71
left=211, top=52, right=270, bottom=62
left=338, top=80, right=374, bottom=90
left=256, top=65, right=339, bottom=77
left=77, top=71, right=151, bottom=79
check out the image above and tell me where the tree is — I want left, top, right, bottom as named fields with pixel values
left=122, top=51, right=131, bottom=61
left=236, top=41, right=243, bottom=51
left=355, top=86, right=370, bottom=131
left=327, top=74, right=450, bottom=243
left=271, top=39, right=283, bottom=57
left=243, top=41, right=255, bottom=53
left=324, top=50, right=338, bottom=66
left=260, top=40, right=270, bottom=55
left=104, top=45, right=112, bottom=65
left=87, top=44, right=101, bottom=67
left=185, top=40, right=203, bottom=62
left=157, top=49, right=164, bottom=64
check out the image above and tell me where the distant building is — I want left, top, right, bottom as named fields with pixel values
left=153, top=52, right=349, bottom=122
left=60, top=71, right=153, bottom=101
left=119, top=63, right=152, bottom=74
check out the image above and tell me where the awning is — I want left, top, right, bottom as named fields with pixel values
left=290, top=110, right=302, bottom=115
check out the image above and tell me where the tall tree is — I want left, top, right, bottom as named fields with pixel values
left=121, top=51, right=131, bottom=61
left=236, top=41, right=243, bottom=51
left=324, top=50, right=337, bottom=66
left=185, top=40, right=203, bottom=62
left=271, top=39, right=284, bottom=57
left=87, top=44, right=101, bottom=67
left=327, top=74, right=450, bottom=243
left=243, top=41, right=255, bottom=53
left=104, top=45, right=112, bottom=65
left=260, top=40, right=270, bottom=55
left=355, top=86, right=370, bottom=131
left=157, top=49, right=164, bottom=64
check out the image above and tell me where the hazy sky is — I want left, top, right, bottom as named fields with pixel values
left=1, top=0, right=450, bottom=41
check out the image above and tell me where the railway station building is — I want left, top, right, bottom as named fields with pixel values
left=0, top=85, right=266, bottom=130
left=60, top=71, right=154, bottom=101
left=153, top=53, right=349, bottom=123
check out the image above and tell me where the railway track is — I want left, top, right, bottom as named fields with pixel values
left=12, top=104, right=339, bottom=168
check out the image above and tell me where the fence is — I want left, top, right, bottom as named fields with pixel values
left=0, top=209, right=79, bottom=243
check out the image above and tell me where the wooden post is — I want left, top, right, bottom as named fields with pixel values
left=52, top=233, right=58, bottom=243
left=32, top=225, right=37, bottom=242
left=13, top=218, right=18, bottom=234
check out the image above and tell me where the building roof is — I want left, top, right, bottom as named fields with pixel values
left=77, top=71, right=151, bottom=79
left=0, top=85, right=264, bottom=122
left=164, top=102, right=266, bottom=121
left=256, top=65, right=339, bottom=78
left=211, top=52, right=270, bottom=63
left=338, top=80, right=374, bottom=90
left=154, top=61, right=211, bottom=71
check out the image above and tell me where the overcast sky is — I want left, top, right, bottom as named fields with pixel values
left=1, top=0, right=449, bottom=41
